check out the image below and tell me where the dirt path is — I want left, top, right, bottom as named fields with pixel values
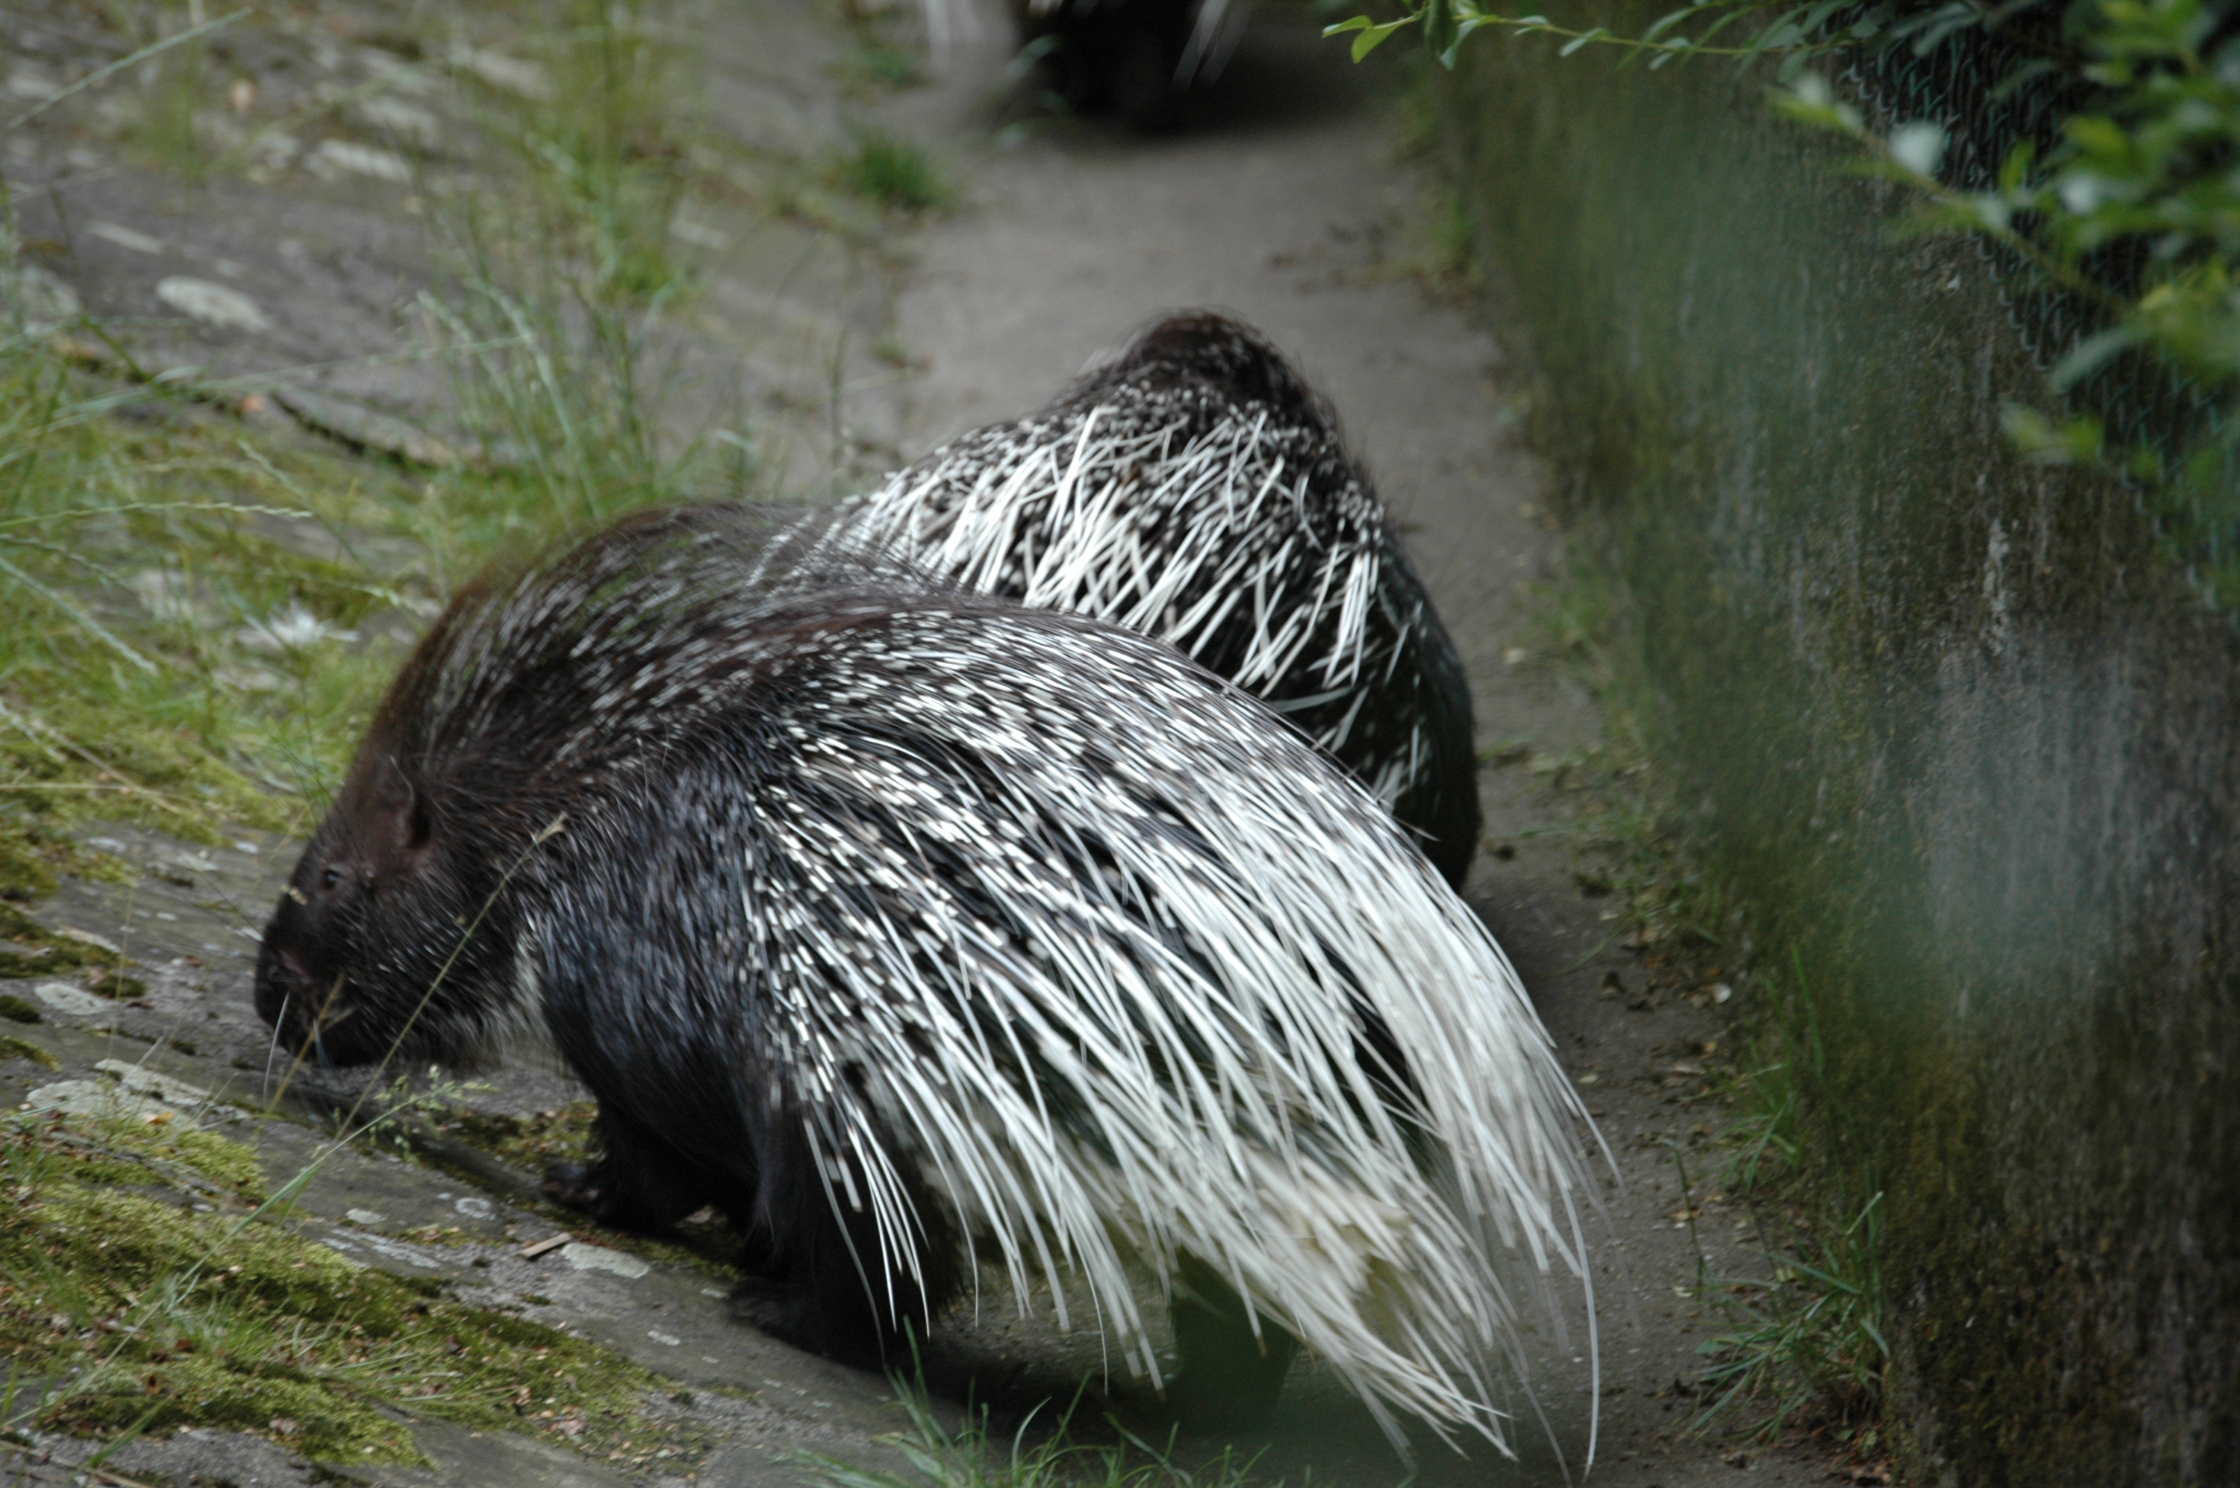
left=875, top=16, right=1836, bottom=1485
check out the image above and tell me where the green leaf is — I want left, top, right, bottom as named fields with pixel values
left=1639, top=5, right=1703, bottom=44
left=1997, top=138, right=2038, bottom=195
left=1422, top=0, right=1457, bottom=66
left=1323, top=13, right=1414, bottom=61
left=2001, top=404, right=2105, bottom=466
left=2052, top=324, right=2140, bottom=390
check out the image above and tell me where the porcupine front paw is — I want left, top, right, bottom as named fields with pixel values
left=728, top=1278, right=897, bottom=1368
left=542, top=1154, right=705, bottom=1234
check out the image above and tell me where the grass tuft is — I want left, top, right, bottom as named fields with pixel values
left=834, top=132, right=947, bottom=213
left=1694, top=1189, right=1888, bottom=1446
left=0, top=1103, right=686, bottom=1463
left=798, top=1379, right=1265, bottom=1488
left=489, top=2, right=693, bottom=304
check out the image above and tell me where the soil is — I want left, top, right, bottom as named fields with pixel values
left=0, top=1, right=1846, bottom=1484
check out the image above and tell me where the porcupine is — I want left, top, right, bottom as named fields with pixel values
left=252, top=503, right=1594, bottom=1451
left=813, top=311, right=1483, bottom=888
left=1009, top=0, right=1246, bottom=130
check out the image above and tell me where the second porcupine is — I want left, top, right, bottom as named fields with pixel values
left=1008, top=0, right=1246, bottom=131
left=253, top=504, right=1594, bottom=1451
left=816, top=310, right=1484, bottom=887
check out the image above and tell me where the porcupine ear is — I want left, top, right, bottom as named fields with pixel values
left=371, top=756, right=435, bottom=858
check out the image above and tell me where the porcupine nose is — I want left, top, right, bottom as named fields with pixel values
left=252, top=943, right=311, bottom=1031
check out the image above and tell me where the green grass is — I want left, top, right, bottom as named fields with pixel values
left=0, top=324, right=457, bottom=864
left=799, top=1380, right=1266, bottom=1488
left=474, top=1, right=695, bottom=305
left=1694, top=1189, right=1888, bottom=1447
left=0, top=1098, right=690, bottom=1465
left=1717, top=1048, right=1800, bottom=1197
left=834, top=132, right=947, bottom=213
left=0, top=0, right=736, bottom=887
left=0, top=334, right=429, bottom=836
left=128, top=16, right=215, bottom=181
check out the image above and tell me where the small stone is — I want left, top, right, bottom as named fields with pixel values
left=647, top=1329, right=681, bottom=1346
left=346, top=1208, right=387, bottom=1225
left=562, top=1242, right=650, bottom=1279
left=307, top=139, right=411, bottom=184
left=452, top=48, right=552, bottom=99
left=454, top=1196, right=494, bottom=1220
left=52, top=927, right=121, bottom=956
left=156, top=277, right=272, bottom=333
left=96, top=1059, right=212, bottom=1107
left=236, top=602, right=356, bottom=652
left=4, top=64, right=60, bottom=101
left=26, top=1079, right=147, bottom=1120
left=89, top=221, right=166, bottom=255
left=353, top=96, right=440, bottom=148
left=34, top=983, right=108, bottom=1017
left=214, top=665, right=285, bottom=694
left=251, top=132, right=300, bottom=170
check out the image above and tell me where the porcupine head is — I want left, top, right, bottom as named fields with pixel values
left=254, top=609, right=535, bottom=1074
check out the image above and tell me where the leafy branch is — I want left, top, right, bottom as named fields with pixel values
left=1776, top=0, right=2240, bottom=567
left=1326, top=0, right=2062, bottom=72
left=1337, top=0, right=2240, bottom=601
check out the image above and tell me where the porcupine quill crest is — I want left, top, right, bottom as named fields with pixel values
left=254, top=504, right=1594, bottom=1457
left=814, top=311, right=1483, bottom=887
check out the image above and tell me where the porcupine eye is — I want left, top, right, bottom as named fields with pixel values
left=321, top=867, right=343, bottom=891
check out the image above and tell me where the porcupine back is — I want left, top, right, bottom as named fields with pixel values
left=284, top=505, right=1590, bottom=1454
left=815, top=311, right=1483, bottom=887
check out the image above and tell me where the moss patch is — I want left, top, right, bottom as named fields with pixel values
left=430, top=1102, right=599, bottom=1175
left=0, top=1109, right=690, bottom=1465
left=0, top=1036, right=59, bottom=1071
left=427, top=1102, right=748, bottom=1277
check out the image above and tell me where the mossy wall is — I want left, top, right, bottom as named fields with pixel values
left=1435, top=21, right=2240, bottom=1484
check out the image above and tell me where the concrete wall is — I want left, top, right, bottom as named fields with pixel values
left=1436, top=22, right=2240, bottom=1483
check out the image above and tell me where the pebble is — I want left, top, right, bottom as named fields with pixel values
left=452, top=47, right=551, bottom=99
left=354, top=96, right=440, bottom=148
left=561, top=1242, right=649, bottom=1279
left=96, top=1059, right=217, bottom=1108
left=24, top=1079, right=142, bottom=1119
left=155, top=277, right=272, bottom=333
left=89, top=220, right=165, bottom=255
left=34, top=983, right=107, bottom=1017
left=307, top=139, right=411, bottom=184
